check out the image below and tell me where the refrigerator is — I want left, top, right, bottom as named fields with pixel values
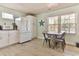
left=19, top=15, right=33, bottom=43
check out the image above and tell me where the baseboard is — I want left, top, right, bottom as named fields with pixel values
left=66, top=42, right=76, bottom=46
left=0, top=43, right=18, bottom=49
left=37, top=36, right=43, bottom=40
left=66, top=44, right=76, bottom=47
left=32, top=37, right=37, bottom=40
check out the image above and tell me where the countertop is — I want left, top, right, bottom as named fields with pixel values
left=0, top=29, right=17, bottom=31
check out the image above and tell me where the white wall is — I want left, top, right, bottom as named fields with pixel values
left=0, top=6, right=25, bottom=17
left=0, top=6, right=26, bottom=29
left=36, top=4, right=79, bottom=46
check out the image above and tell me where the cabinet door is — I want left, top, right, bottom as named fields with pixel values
left=9, top=31, right=19, bottom=45
left=0, top=31, right=8, bottom=48
left=20, top=32, right=32, bottom=43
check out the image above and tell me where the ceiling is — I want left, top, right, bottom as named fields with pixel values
left=0, top=3, right=78, bottom=15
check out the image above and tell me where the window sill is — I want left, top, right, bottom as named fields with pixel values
left=66, top=33, right=76, bottom=35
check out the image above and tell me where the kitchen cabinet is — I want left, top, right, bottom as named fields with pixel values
left=0, top=31, right=8, bottom=48
left=0, top=30, right=19, bottom=48
left=8, top=30, right=19, bottom=45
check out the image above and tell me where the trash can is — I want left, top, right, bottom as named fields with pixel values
left=76, top=42, right=79, bottom=48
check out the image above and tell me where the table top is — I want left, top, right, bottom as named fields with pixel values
left=47, top=32, right=63, bottom=35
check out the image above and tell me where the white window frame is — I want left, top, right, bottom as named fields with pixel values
left=48, top=16, right=59, bottom=33
left=15, top=17, right=21, bottom=21
left=2, top=12, right=14, bottom=20
left=47, top=13, right=76, bottom=34
left=61, top=13, right=76, bottom=34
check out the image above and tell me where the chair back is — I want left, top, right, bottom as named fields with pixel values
left=42, top=33, right=48, bottom=40
left=61, top=32, right=65, bottom=39
left=56, top=32, right=65, bottom=40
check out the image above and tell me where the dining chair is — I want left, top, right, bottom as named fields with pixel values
left=42, top=33, right=51, bottom=48
left=51, top=34, right=57, bottom=49
left=47, top=34, right=57, bottom=49
left=54, top=32, right=66, bottom=51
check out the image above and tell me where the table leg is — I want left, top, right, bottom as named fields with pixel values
left=48, top=40, right=51, bottom=48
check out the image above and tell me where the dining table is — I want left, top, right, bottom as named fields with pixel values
left=46, top=32, right=63, bottom=48
left=47, top=32, right=62, bottom=35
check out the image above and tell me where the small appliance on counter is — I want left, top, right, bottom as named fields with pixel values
left=12, top=23, right=18, bottom=30
left=0, top=25, right=3, bottom=30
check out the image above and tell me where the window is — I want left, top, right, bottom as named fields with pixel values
left=48, top=13, right=76, bottom=34
left=61, top=13, right=76, bottom=33
left=48, top=16, right=58, bottom=33
left=2, top=12, right=14, bottom=19
left=15, top=17, right=21, bottom=21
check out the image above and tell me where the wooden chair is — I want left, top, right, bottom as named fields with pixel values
left=42, top=33, right=51, bottom=48
left=54, top=32, right=66, bottom=51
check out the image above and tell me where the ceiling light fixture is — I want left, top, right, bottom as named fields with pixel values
left=47, top=3, right=59, bottom=10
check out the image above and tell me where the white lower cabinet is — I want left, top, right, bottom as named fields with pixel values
left=8, top=31, right=19, bottom=45
left=0, top=30, right=19, bottom=48
left=0, top=31, right=8, bottom=48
